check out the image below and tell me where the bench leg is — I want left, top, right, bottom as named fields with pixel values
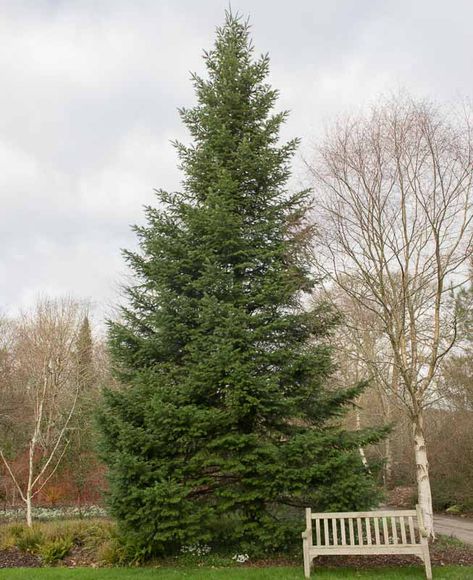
left=423, top=545, right=432, bottom=580
left=303, top=552, right=311, bottom=578
left=302, top=539, right=311, bottom=578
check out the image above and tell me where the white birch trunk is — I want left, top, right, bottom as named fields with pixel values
left=356, top=408, right=370, bottom=471
left=26, top=437, right=36, bottom=527
left=384, top=436, right=393, bottom=487
left=26, top=493, right=33, bottom=527
left=413, top=410, right=435, bottom=539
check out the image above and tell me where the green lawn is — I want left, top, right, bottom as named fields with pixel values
left=0, top=567, right=470, bottom=579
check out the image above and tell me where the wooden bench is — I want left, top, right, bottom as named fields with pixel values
left=302, top=505, right=432, bottom=578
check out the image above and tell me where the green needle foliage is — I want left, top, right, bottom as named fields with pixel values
left=98, top=11, right=383, bottom=558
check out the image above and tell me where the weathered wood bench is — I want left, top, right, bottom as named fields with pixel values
left=302, top=505, right=432, bottom=578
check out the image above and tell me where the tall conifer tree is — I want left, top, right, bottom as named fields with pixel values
left=99, top=12, right=382, bottom=556
left=67, top=316, right=100, bottom=506
left=76, top=316, right=94, bottom=390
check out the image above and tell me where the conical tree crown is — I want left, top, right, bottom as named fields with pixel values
left=99, top=12, right=382, bottom=557
left=76, top=316, right=94, bottom=390
left=111, top=14, right=325, bottom=426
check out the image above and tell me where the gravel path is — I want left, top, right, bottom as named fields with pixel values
left=435, top=515, right=473, bottom=545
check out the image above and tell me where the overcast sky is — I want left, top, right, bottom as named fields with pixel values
left=1, top=0, right=472, bottom=324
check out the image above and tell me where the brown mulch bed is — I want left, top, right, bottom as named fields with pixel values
left=313, top=546, right=473, bottom=569
left=0, top=547, right=41, bottom=568
left=431, top=542, right=473, bottom=567
left=246, top=540, right=473, bottom=569
left=63, top=546, right=99, bottom=568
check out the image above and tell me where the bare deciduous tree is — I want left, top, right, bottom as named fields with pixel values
left=323, top=281, right=400, bottom=486
left=309, top=95, right=473, bottom=537
left=0, top=316, right=20, bottom=435
left=0, top=297, right=87, bottom=526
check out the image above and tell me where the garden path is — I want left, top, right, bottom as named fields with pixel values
left=434, top=515, right=473, bottom=545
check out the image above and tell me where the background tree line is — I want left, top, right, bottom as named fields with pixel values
left=0, top=298, right=108, bottom=524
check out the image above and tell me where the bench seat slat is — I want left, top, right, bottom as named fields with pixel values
left=308, top=545, right=425, bottom=557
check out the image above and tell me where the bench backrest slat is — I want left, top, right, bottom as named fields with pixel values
left=332, top=518, right=338, bottom=546
left=348, top=518, right=355, bottom=545
left=408, top=515, right=416, bottom=544
left=340, top=518, right=346, bottom=545
left=356, top=517, right=363, bottom=546
left=315, top=517, right=321, bottom=546
left=400, top=516, right=407, bottom=544
left=382, top=517, right=389, bottom=544
left=365, top=518, right=372, bottom=545
left=391, top=516, right=398, bottom=544
left=374, top=517, right=381, bottom=545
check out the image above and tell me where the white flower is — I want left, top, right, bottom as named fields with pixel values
left=180, top=543, right=211, bottom=556
left=0, top=505, right=108, bottom=522
left=232, top=553, right=249, bottom=563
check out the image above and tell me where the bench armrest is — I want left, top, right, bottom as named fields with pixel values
left=418, top=523, right=428, bottom=538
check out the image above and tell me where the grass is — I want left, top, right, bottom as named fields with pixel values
left=0, top=567, right=470, bottom=579
left=435, top=533, right=469, bottom=549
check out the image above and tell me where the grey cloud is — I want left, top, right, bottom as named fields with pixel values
left=1, top=0, right=472, bottom=320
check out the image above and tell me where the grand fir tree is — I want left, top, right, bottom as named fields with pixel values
left=99, top=12, right=382, bottom=557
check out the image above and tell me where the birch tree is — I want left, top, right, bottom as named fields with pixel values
left=0, top=297, right=87, bottom=525
left=309, top=96, right=473, bottom=538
